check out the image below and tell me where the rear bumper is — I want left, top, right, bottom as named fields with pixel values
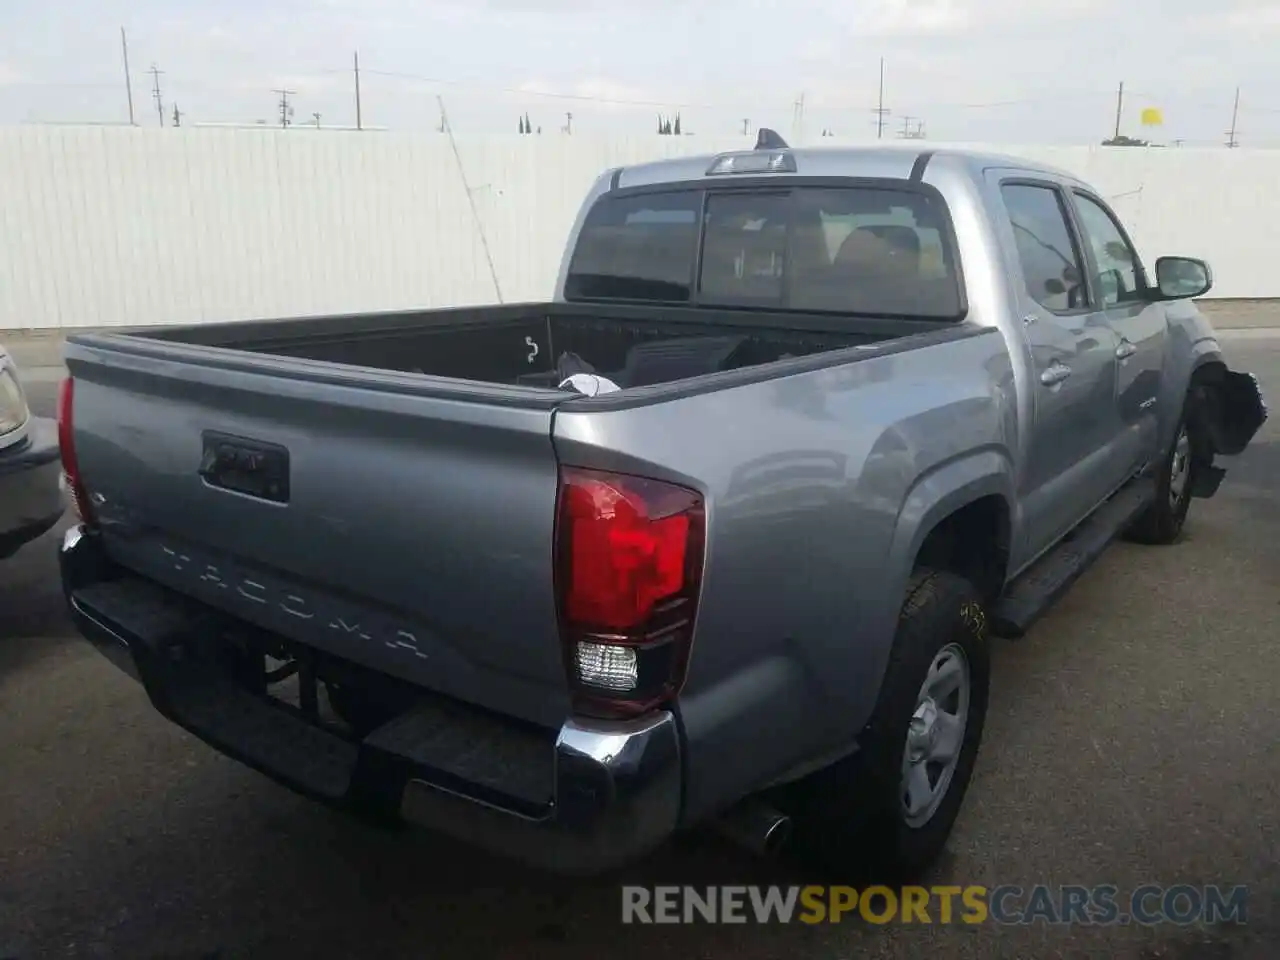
left=60, top=525, right=682, bottom=875
left=0, top=418, right=64, bottom=559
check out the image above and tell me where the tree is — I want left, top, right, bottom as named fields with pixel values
left=519, top=116, right=526, bottom=134
left=1102, top=134, right=1149, bottom=146
left=524, top=112, right=532, bottom=134
left=673, top=112, right=681, bottom=135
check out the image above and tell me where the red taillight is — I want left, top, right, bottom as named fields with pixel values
left=57, top=377, right=95, bottom=525
left=555, top=467, right=705, bottom=719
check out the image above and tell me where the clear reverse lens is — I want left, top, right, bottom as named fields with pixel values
left=0, top=366, right=29, bottom=436
left=575, top=641, right=638, bottom=693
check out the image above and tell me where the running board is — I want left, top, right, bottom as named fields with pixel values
left=992, top=479, right=1156, bottom=638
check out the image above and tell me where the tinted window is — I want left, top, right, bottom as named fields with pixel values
left=563, top=192, right=700, bottom=302
left=1000, top=184, right=1087, bottom=313
left=786, top=188, right=960, bottom=317
left=699, top=192, right=789, bottom=304
left=566, top=185, right=963, bottom=319
left=1072, top=192, right=1143, bottom=306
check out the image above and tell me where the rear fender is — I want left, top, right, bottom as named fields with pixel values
left=859, top=450, right=1015, bottom=702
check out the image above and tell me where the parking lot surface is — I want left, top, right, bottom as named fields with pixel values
left=2, top=339, right=1277, bottom=959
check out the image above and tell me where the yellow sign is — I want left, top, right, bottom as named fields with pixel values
left=1141, top=107, right=1164, bottom=127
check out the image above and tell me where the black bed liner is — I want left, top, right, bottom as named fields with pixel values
left=131, top=301, right=955, bottom=391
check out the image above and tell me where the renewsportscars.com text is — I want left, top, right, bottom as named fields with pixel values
left=620, top=884, right=1249, bottom=926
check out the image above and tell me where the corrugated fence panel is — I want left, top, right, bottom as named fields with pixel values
left=0, top=127, right=1276, bottom=331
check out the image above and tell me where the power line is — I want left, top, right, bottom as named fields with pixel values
left=0, top=66, right=1140, bottom=115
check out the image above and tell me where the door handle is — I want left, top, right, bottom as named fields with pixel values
left=1040, top=363, right=1072, bottom=386
left=1115, top=340, right=1136, bottom=360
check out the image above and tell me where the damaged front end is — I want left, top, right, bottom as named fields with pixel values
left=1187, top=364, right=1268, bottom=498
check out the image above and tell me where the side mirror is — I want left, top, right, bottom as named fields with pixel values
left=1154, top=256, right=1212, bottom=301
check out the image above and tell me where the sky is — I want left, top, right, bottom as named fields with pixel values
left=2, top=0, right=1279, bottom=145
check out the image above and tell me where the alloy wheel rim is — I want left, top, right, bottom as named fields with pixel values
left=901, top=643, right=970, bottom=828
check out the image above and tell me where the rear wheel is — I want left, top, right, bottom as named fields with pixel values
left=785, top=570, right=991, bottom=883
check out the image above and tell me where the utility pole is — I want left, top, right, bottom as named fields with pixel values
left=1113, top=81, right=1124, bottom=139
left=312, top=112, right=322, bottom=128
left=741, top=118, right=750, bottom=136
left=899, top=115, right=915, bottom=138
left=564, top=111, right=573, bottom=134
left=120, top=27, right=135, bottom=125
left=792, top=92, right=805, bottom=142
left=148, top=64, right=164, bottom=127
left=872, top=58, right=889, bottom=139
left=274, top=88, right=296, bottom=128
left=1226, top=87, right=1240, bottom=148
left=353, top=51, right=363, bottom=130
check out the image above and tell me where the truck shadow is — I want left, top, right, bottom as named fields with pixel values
left=0, top=523, right=76, bottom=683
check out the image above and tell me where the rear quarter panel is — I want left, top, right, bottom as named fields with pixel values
left=552, top=327, right=1017, bottom=822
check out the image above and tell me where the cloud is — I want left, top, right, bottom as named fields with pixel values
left=1, top=0, right=1278, bottom=144
left=1221, top=4, right=1280, bottom=28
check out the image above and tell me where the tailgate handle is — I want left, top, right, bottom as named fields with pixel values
left=198, top=431, right=291, bottom=504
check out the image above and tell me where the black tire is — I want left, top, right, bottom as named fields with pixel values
left=1126, top=403, right=1204, bottom=545
left=784, top=570, right=991, bottom=884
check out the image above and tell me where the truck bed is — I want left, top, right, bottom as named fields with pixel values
left=132, top=302, right=948, bottom=392
left=59, top=300, right=974, bottom=740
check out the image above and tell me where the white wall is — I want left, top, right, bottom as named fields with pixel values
left=1, top=126, right=1275, bottom=331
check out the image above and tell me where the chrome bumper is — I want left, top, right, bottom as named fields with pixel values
left=60, top=524, right=682, bottom=875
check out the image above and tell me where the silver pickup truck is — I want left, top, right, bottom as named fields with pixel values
left=58, top=135, right=1266, bottom=881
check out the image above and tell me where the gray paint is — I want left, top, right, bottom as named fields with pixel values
left=63, top=144, right=1238, bottom=833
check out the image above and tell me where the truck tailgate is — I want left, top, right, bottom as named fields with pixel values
left=65, top=339, right=571, bottom=728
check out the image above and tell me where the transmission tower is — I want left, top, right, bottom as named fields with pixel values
left=274, top=88, right=296, bottom=128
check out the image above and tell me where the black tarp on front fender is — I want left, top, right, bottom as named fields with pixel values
left=1196, top=369, right=1268, bottom=457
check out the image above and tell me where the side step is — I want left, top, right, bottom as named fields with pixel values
left=992, top=478, right=1156, bottom=638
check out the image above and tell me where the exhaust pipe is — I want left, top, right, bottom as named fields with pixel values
left=713, top=799, right=792, bottom=858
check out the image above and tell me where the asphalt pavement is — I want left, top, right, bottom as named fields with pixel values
left=2, top=339, right=1278, bottom=960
